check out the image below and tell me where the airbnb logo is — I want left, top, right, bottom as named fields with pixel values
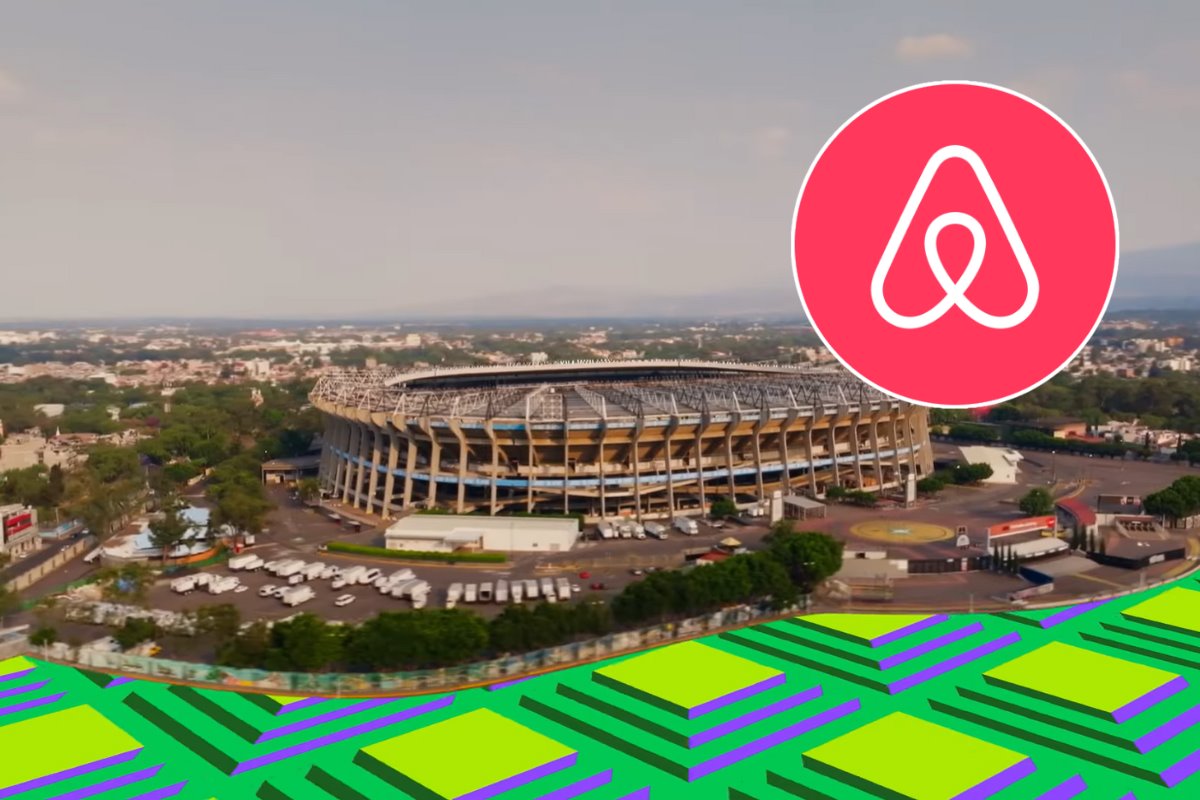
left=871, top=145, right=1040, bottom=331
left=792, top=82, right=1117, bottom=408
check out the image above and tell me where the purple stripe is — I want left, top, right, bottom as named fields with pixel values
left=257, top=698, right=396, bottom=743
left=231, top=695, right=454, bottom=775
left=688, top=672, right=787, bottom=719
left=1161, top=746, right=1200, bottom=788
left=1113, top=675, right=1188, bottom=723
left=275, top=696, right=326, bottom=715
left=1039, top=599, right=1110, bottom=629
left=1034, top=774, right=1087, bottom=799
left=689, top=686, right=823, bottom=748
left=615, top=790, right=649, bottom=800
left=126, top=782, right=187, bottom=800
left=1135, top=702, right=1200, bottom=753
left=0, top=680, right=49, bottom=700
left=534, top=770, right=612, bottom=800
left=0, top=669, right=34, bottom=685
left=487, top=677, right=533, bottom=692
left=458, top=753, right=578, bottom=800
left=49, top=764, right=164, bottom=800
left=106, top=677, right=134, bottom=688
left=687, top=699, right=860, bottom=781
left=871, top=614, right=947, bottom=648
left=0, top=692, right=66, bottom=718
left=952, top=757, right=1035, bottom=800
left=0, top=748, right=142, bottom=799
left=888, top=633, right=1021, bottom=694
left=877, top=624, right=984, bottom=670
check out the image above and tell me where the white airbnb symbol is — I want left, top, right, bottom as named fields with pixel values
left=871, top=144, right=1039, bottom=330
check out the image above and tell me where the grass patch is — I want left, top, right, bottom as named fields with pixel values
left=325, top=541, right=507, bottom=563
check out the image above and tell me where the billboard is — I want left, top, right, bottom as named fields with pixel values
left=3, top=511, right=33, bottom=542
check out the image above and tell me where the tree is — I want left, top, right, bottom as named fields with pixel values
left=29, top=626, right=57, bottom=647
left=296, top=478, right=321, bottom=503
left=916, top=477, right=945, bottom=495
left=113, top=617, right=159, bottom=650
left=148, top=503, right=191, bottom=562
left=0, top=585, right=18, bottom=624
left=194, top=604, right=242, bottom=643
left=710, top=498, right=738, bottom=519
left=1019, top=487, right=1054, bottom=516
left=766, top=527, right=844, bottom=593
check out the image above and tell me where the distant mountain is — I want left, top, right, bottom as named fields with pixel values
left=1110, top=242, right=1200, bottom=309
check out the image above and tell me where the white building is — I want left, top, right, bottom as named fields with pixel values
left=384, top=515, right=579, bottom=554
left=958, top=445, right=1023, bottom=484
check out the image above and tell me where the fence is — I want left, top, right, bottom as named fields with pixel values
left=34, top=603, right=796, bottom=696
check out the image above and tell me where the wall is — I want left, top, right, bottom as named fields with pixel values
left=2, top=537, right=94, bottom=593
left=34, top=603, right=793, bottom=696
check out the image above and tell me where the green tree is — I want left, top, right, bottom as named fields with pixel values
left=29, top=626, right=57, bottom=647
left=916, top=477, right=945, bottom=495
left=710, top=498, right=738, bottom=518
left=113, top=617, right=159, bottom=650
left=0, top=585, right=18, bottom=624
left=194, top=604, right=242, bottom=644
left=1019, top=487, right=1055, bottom=516
left=296, top=478, right=321, bottom=503
left=148, top=502, right=191, bottom=562
left=268, top=614, right=344, bottom=671
left=766, top=526, right=844, bottom=593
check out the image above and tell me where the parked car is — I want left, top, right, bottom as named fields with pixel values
left=258, top=585, right=278, bottom=598
left=590, top=582, right=606, bottom=590
left=578, top=571, right=591, bottom=579
left=331, top=577, right=347, bottom=590
left=630, top=568, right=644, bottom=576
left=334, top=594, right=356, bottom=607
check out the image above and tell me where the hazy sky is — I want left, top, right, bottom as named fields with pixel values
left=1, top=2, right=1198, bottom=318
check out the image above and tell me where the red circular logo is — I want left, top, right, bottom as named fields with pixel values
left=791, top=81, right=1118, bottom=408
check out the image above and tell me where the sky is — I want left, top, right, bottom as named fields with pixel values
left=0, top=1, right=1198, bottom=319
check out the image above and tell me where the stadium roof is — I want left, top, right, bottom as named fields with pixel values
left=310, top=360, right=895, bottom=422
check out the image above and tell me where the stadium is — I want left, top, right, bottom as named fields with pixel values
left=309, top=360, right=933, bottom=520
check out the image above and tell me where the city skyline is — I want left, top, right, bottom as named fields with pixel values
left=1, top=2, right=1199, bottom=318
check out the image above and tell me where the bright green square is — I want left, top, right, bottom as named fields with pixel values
left=0, top=656, right=34, bottom=678
left=982, top=641, right=1179, bottom=717
left=1123, top=587, right=1200, bottom=635
left=357, top=708, right=574, bottom=799
left=592, top=640, right=782, bottom=712
left=0, top=705, right=142, bottom=792
left=803, top=712, right=1027, bottom=799
left=797, top=613, right=933, bottom=645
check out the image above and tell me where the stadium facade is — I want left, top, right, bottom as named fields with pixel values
left=309, top=360, right=933, bottom=520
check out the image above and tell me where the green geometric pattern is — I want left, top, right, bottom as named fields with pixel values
left=4, top=578, right=1200, bottom=797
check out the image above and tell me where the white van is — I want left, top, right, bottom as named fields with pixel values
left=645, top=522, right=668, bottom=540
left=674, top=517, right=699, bottom=536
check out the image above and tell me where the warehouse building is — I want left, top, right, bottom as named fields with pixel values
left=384, top=514, right=580, bottom=554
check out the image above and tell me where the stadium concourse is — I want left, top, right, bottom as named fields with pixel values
left=309, top=360, right=934, bottom=520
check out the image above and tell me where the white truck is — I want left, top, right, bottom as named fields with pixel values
left=555, top=577, right=571, bottom=602
left=301, top=562, right=326, bottom=581
left=464, top=584, right=478, bottom=604
left=340, top=566, right=368, bottom=586
left=617, top=522, right=633, bottom=539
left=446, top=583, right=463, bottom=609
left=540, top=577, right=557, bottom=602
left=674, top=517, right=699, bottom=536
left=495, top=579, right=509, bottom=604
left=227, top=554, right=257, bottom=571
left=411, top=590, right=429, bottom=610
left=360, top=568, right=382, bottom=585
left=281, top=585, right=315, bottom=607
left=479, top=582, right=494, bottom=603
left=524, top=579, right=539, bottom=600
left=597, top=522, right=615, bottom=540
left=170, top=576, right=197, bottom=594
left=645, top=521, right=668, bottom=540
left=208, top=576, right=240, bottom=595
left=510, top=581, right=524, bottom=603
left=275, top=560, right=305, bottom=578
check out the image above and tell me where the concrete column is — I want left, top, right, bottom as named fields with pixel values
left=751, top=408, right=767, bottom=502
left=597, top=420, right=608, bottom=519
left=695, top=412, right=709, bottom=513
left=525, top=421, right=535, bottom=513
left=664, top=416, right=679, bottom=518
left=779, top=408, right=799, bottom=495
left=329, top=418, right=346, bottom=493
left=830, top=412, right=843, bottom=489
left=447, top=420, right=469, bottom=514
left=420, top=418, right=441, bottom=509
left=365, top=425, right=383, bottom=512
left=851, top=410, right=865, bottom=490
left=724, top=414, right=741, bottom=500
left=632, top=411, right=644, bottom=521
left=486, top=422, right=499, bottom=516
left=890, top=410, right=905, bottom=482
left=869, top=410, right=885, bottom=491
left=341, top=423, right=361, bottom=502
left=805, top=422, right=819, bottom=497
left=381, top=426, right=399, bottom=519
left=562, top=407, right=571, bottom=516
left=353, top=421, right=372, bottom=509
left=402, top=428, right=417, bottom=508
